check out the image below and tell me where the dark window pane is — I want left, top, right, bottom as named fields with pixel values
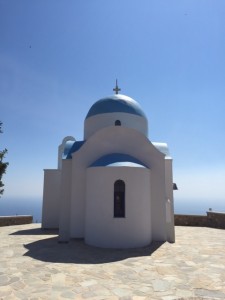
left=114, top=180, right=125, bottom=217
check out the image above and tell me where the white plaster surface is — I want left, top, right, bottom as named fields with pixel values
left=42, top=169, right=61, bottom=229
left=85, top=166, right=151, bottom=248
left=84, top=112, right=148, bottom=140
left=69, top=126, right=168, bottom=244
left=58, top=160, right=72, bottom=242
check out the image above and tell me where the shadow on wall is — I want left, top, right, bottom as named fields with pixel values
left=11, top=228, right=164, bottom=264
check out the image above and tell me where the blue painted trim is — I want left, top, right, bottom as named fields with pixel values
left=89, top=153, right=148, bottom=168
left=63, top=141, right=85, bottom=159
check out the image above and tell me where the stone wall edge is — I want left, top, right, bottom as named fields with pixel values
left=0, top=216, right=33, bottom=227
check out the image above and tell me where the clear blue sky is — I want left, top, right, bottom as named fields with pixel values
left=1, top=0, right=225, bottom=212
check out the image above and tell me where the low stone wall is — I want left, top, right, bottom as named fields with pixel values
left=0, top=215, right=33, bottom=227
left=1, top=213, right=224, bottom=229
left=206, top=211, right=225, bottom=229
left=175, top=211, right=225, bottom=229
left=175, top=214, right=208, bottom=227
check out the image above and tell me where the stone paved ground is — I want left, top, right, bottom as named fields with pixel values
left=0, top=224, right=225, bottom=300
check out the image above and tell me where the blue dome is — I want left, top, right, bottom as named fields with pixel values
left=85, top=94, right=146, bottom=119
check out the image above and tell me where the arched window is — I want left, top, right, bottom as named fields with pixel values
left=114, top=180, right=125, bottom=218
left=115, top=120, right=121, bottom=126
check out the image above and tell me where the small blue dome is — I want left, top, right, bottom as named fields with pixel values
left=89, top=153, right=148, bottom=168
left=85, top=94, right=146, bottom=119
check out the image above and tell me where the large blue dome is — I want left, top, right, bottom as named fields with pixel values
left=85, top=94, right=146, bottom=119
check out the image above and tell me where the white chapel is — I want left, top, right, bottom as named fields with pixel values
left=42, top=83, right=175, bottom=248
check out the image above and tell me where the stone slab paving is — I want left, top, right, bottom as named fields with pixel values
left=0, top=224, right=225, bottom=300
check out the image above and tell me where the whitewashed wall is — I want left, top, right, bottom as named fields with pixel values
left=165, top=158, right=175, bottom=243
left=84, top=112, right=148, bottom=140
left=67, top=126, right=167, bottom=243
left=58, top=160, right=72, bottom=242
left=85, top=166, right=151, bottom=248
left=42, top=169, right=61, bottom=229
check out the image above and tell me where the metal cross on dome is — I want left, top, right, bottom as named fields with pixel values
left=113, top=79, right=121, bottom=94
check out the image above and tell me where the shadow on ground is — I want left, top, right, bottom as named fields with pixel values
left=11, top=227, right=164, bottom=264
left=10, top=227, right=58, bottom=235
left=23, top=238, right=164, bottom=264
left=11, top=228, right=163, bottom=264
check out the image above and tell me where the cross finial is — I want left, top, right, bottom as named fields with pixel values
left=113, top=79, right=121, bottom=94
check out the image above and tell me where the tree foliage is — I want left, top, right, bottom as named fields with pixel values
left=0, top=122, right=8, bottom=197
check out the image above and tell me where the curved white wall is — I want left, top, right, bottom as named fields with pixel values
left=84, top=112, right=148, bottom=140
left=85, top=166, right=151, bottom=248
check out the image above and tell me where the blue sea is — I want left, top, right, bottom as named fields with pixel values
left=0, top=197, right=224, bottom=223
left=0, top=197, right=42, bottom=223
